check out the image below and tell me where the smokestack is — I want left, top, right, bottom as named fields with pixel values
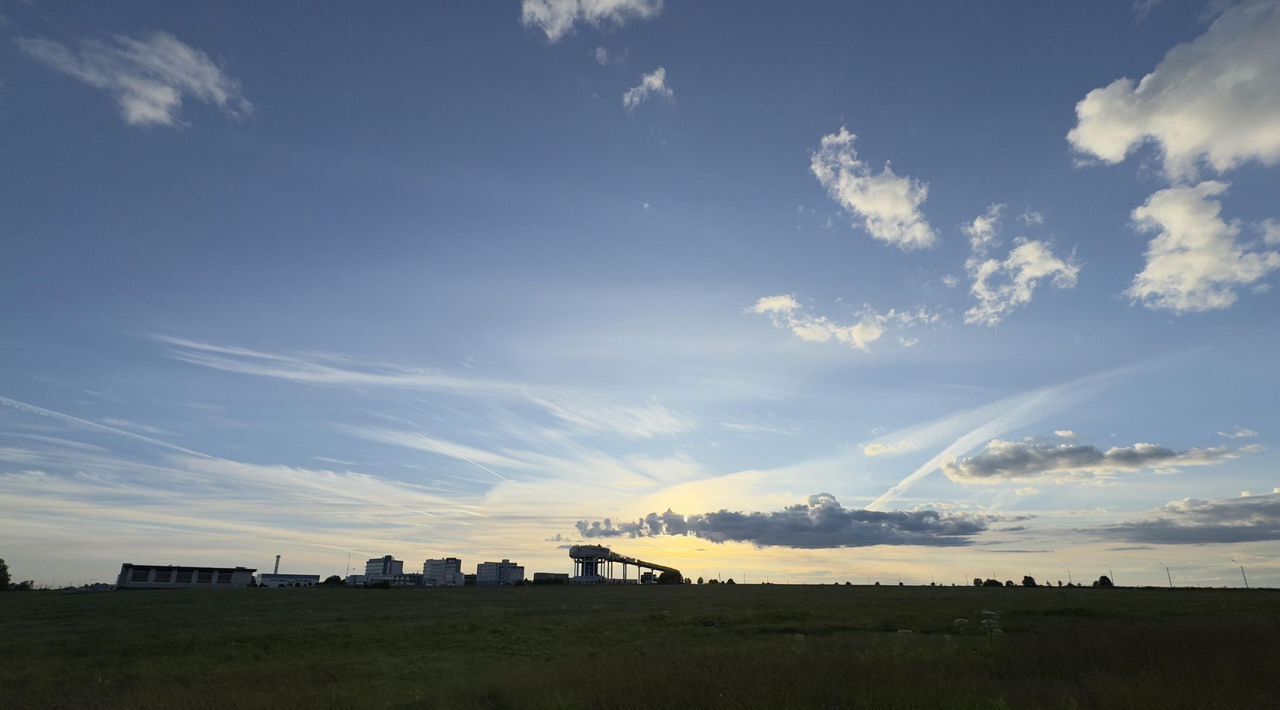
left=274, top=554, right=281, bottom=574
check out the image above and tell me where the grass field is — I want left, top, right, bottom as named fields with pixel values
left=1, top=585, right=1277, bottom=709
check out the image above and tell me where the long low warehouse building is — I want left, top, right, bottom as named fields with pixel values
left=116, top=563, right=256, bottom=589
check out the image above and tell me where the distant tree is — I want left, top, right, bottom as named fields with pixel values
left=1004, top=580, right=1015, bottom=587
left=322, top=575, right=343, bottom=586
left=707, top=578, right=719, bottom=585
left=982, top=579, right=1002, bottom=587
left=1095, top=575, right=1114, bottom=588
left=874, top=581, right=880, bottom=586
left=1022, top=575, right=1038, bottom=588
left=973, top=578, right=983, bottom=587
left=844, top=581, right=852, bottom=586
left=0, top=558, right=9, bottom=591
left=725, top=578, right=735, bottom=585
left=14, top=580, right=33, bottom=591
left=1057, top=580, right=1063, bottom=587
left=657, top=570, right=683, bottom=585
left=696, top=576, right=704, bottom=585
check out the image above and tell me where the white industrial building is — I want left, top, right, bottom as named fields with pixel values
left=258, top=573, right=320, bottom=588
left=423, top=557, right=464, bottom=587
left=476, top=559, right=524, bottom=586
left=116, top=563, right=256, bottom=589
left=365, top=555, right=404, bottom=583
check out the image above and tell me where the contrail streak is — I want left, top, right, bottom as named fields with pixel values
left=0, top=395, right=213, bottom=459
left=865, top=365, right=1132, bottom=511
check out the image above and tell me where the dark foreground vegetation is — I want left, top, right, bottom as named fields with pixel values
left=1, top=584, right=1277, bottom=709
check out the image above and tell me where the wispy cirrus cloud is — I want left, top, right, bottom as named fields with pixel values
left=18, top=32, right=250, bottom=126
left=151, top=335, right=693, bottom=440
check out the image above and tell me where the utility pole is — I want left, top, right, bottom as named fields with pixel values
left=1240, top=565, right=1250, bottom=589
left=1162, top=563, right=1173, bottom=588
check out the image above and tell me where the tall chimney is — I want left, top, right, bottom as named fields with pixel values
left=274, top=554, right=281, bottom=574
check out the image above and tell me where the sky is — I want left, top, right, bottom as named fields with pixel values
left=1, top=0, right=1278, bottom=588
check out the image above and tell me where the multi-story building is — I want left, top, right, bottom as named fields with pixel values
left=364, top=555, right=404, bottom=583
left=116, top=563, right=256, bottom=589
left=423, top=557, right=465, bottom=587
left=476, top=559, right=524, bottom=586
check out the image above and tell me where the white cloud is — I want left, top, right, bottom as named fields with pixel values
left=965, top=240, right=1079, bottom=326
left=1019, top=209, right=1044, bottom=226
left=941, top=275, right=959, bottom=289
left=1067, top=1, right=1280, bottom=180
left=1127, top=182, right=1280, bottom=313
left=622, top=66, right=673, bottom=110
left=749, top=294, right=939, bottom=353
left=1054, top=430, right=1078, bottom=440
left=594, top=46, right=623, bottom=65
left=521, top=0, right=663, bottom=42
left=810, top=127, right=938, bottom=251
left=960, top=204, right=1078, bottom=326
left=1259, top=219, right=1280, bottom=246
left=1218, top=428, right=1259, bottom=439
left=18, top=32, right=250, bottom=127
left=863, top=440, right=919, bottom=457
left=963, top=203, right=1006, bottom=252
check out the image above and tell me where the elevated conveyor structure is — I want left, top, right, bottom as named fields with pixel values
left=568, top=545, right=681, bottom=584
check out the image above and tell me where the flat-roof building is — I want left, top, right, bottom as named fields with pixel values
left=116, top=563, right=256, bottom=590
left=476, top=559, right=524, bottom=586
left=258, top=573, right=321, bottom=588
left=424, top=557, right=464, bottom=587
left=365, top=555, right=404, bottom=578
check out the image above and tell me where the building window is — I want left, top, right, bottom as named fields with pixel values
left=197, top=570, right=214, bottom=584
left=175, top=569, right=193, bottom=583
left=130, top=568, right=150, bottom=582
left=216, top=571, right=232, bottom=584
left=153, top=570, right=173, bottom=583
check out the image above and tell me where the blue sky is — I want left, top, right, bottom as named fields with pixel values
left=1, top=0, right=1278, bottom=587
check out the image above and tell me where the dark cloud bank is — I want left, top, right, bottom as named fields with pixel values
left=1103, top=490, right=1280, bottom=544
left=576, top=493, right=994, bottom=548
left=944, top=439, right=1255, bottom=482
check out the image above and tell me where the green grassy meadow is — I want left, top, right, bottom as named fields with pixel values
left=1, top=585, right=1277, bottom=709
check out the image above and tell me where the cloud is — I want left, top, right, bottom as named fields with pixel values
left=1067, top=1, right=1280, bottom=180
left=521, top=0, right=663, bottom=42
left=594, top=46, right=623, bottom=65
left=153, top=335, right=693, bottom=439
left=1054, top=430, right=1078, bottom=440
left=863, top=440, right=919, bottom=457
left=1126, top=182, right=1280, bottom=313
left=963, top=203, right=1006, bottom=253
left=960, top=205, right=1078, bottom=326
left=18, top=32, right=250, bottom=127
left=1019, top=209, right=1044, bottom=226
left=749, top=294, right=939, bottom=352
left=1218, top=428, right=1259, bottom=439
left=622, top=66, right=673, bottom=110
left=965, top=239, right=1079, bottom=326
left=810, top=127, right=938, bottom=251
left=575, top=493, right=992, bottom=548
left=943, top=437, right=1258, bottom=484
left=1102, top=490, right=1280, bottom=544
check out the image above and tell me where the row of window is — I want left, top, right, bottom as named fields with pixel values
left=127, top=569, right=235, bottom=584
